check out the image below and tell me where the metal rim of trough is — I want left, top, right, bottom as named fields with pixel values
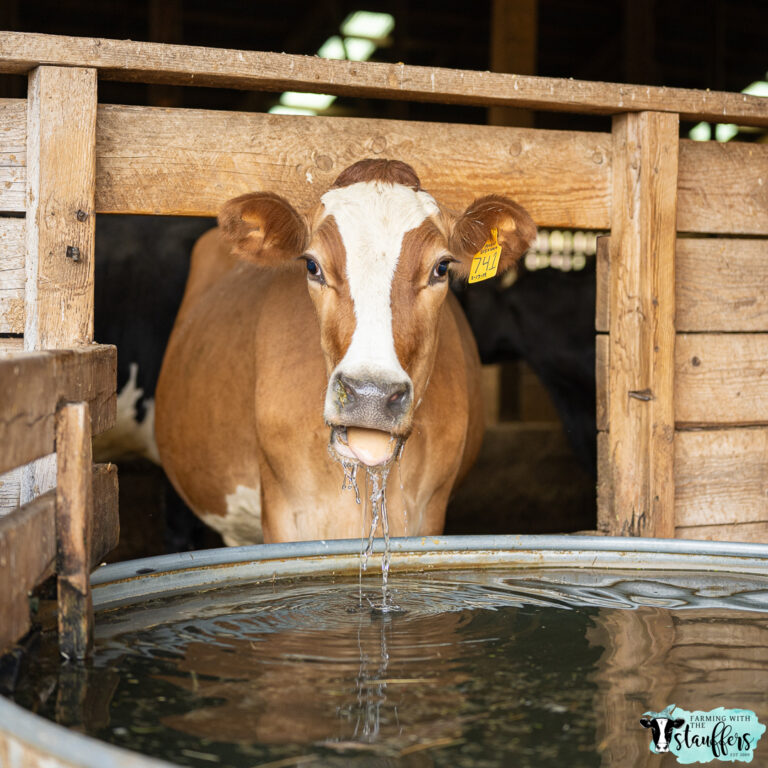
left=4, top=533, right=768, bottom=768
left=90, top=534, right=768, bottom=610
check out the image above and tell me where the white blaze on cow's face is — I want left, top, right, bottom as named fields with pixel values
left=303, top=178, right=450, bottom=465
left=321, top=181, right=438, bottom=393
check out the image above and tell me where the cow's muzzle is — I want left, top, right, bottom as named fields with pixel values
left=325, top=372, right=413, bottom=467
left=329, top=373, right=413, bottom=431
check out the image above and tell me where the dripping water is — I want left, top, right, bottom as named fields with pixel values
left=340, top=460, right=361, bottom=505
left=395, top=441, right=407, bottom=537
left=339, top=454, right=401, bottom=613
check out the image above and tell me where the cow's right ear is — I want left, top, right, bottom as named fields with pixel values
left=218, top=192, right=309, bottom=266
left=640, top=718, right=653, bottom=728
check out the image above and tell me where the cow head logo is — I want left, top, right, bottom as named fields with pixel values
left=641, top=705, right=685, bottom=753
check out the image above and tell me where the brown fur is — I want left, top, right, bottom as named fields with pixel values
left=331, top=158, right=422, bottom=190
left=218, top=192, right=309, bottom=266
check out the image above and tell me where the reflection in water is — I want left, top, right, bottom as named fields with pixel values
left=11, top=568, right=768, bottom=768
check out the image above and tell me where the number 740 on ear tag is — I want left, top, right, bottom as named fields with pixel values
left=468, top=227, right=502, bottom=284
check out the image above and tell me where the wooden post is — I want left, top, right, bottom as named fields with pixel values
left=607, top=111, right=678, bottom=538
left=489, top=0, right=538, bottom=127
left=56, top=402, right=94, bottom=660
left=22, top=65, right=97, bottom=505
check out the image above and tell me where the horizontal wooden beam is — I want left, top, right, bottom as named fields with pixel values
left=598, top=334, right=768, bottom=429
left=0, top=32, right=766, bottom=126
left=0, top=462, right=118, bottom=655
left=2, top=100, right=767, bottom=234
left=0, top=217, right=24, bottom=334
left=0, top=346, right=116, bottom=475
left=597, top=237, right=768, bottom=333
left=677, top=142, right=768, bottom=235
left=676, top=428, right=768, bottom=528
left=93, top=104, right=612, bottom=227
left=676, top=238, right=768, bottom=331
left=676, top=334, right=768, bottom=426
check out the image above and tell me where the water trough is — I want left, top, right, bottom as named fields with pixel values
left=3, top=535, right=768, bottom=767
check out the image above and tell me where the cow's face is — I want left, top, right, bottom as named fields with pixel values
left=641, top=716, right=686, bottom=753
left=219, top=160, right=535, bottom=467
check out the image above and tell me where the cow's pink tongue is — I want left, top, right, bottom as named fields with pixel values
left=345, top=427, right=396, bottom=466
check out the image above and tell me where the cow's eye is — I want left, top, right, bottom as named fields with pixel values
left=304, top=257, right=325, bottom=284
left=431, top=258, right=452, bottom=282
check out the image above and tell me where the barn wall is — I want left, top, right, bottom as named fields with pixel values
left=596, top=186, right=768, bottom=541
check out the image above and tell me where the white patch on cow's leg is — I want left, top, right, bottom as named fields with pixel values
left=320, top=182, right=440, bottom=419
left=92, top=362, right=160, bottom=464
left=197, top=484, right=263, bottom=546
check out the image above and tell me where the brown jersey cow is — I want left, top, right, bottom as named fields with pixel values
left=155, top=160, right=535, bottom=544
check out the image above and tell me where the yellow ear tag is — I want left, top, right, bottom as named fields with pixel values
left=468, top=227, right=502, bottom=284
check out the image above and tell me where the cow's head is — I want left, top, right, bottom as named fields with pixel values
left=641, top=716, right=686, bottom=753
left=219, top=159, right=535, bottom=467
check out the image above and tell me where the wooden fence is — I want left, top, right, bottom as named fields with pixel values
left=0, top=31, right=767, bottom=656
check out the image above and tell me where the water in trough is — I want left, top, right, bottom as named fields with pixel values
left=11, top=564, right=768, bottom=767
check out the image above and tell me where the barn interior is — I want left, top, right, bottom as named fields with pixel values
left=1, top=0, right=766, bottom=559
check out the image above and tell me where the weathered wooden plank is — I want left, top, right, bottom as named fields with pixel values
left=0, top=468, right=21, bottom=514
left=91, top=462, right=119, bottom=565
left=3, top=101, right=767, bottom=237
left=0, top=217, right=24, bottom=333
left=676, top=238, right=768, bottom=331
left=607, top=112, right=678, bottom=538
left=0, top=32, right=766, bottom=125
left=56, top=403, right=93, bottom=659
left=25, top=66, right=97, bottom=349
left=94, top=104, right=612, bottom=228
left=678, top=140, right=768, bottom=236
left=596, top=333, right=609, bottom=432
left=601, top=238, right=768, bottom=332
left=676, top=521, right=768, bottom=543
left=676, top=335, right=768, bottom=426
left=675, top=428, right=768, bottom=527
left=0, top=491, right=55, bottom=654
left=0, top=345, right=116, bottom=475
left=0, top=462, right=119, bottom=655
left=601, top=335, right=768, bottom=427
left=0, top=98, right=26, bottom=212
left=596, top=431, right=613, bottom=533
left=595, top=235, right=609, bottom=333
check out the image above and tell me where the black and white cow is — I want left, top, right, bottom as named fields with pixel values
left=454, top=261, right=597, bottom=477
left=641, top=715, right=686, bottom=753
left=94, top=214, right=217, bottom=553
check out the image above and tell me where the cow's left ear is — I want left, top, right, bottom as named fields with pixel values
left=218, top=192, right=309, bottom=267
left=448, top=195, right=536, bottom=278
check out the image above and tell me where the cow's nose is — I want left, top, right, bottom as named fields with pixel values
left=334, top=374, right=413, bottom=427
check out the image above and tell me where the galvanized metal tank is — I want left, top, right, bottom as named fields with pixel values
left=3, top=534, right=768, bottom=767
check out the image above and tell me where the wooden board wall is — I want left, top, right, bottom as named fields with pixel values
left=598, top=234, right=768, bottom=541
